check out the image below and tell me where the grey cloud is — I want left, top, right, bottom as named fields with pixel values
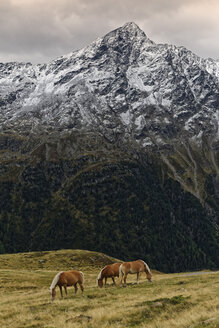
left=0, top=0, right=218, bottom=64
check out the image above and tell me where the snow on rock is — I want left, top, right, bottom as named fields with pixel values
left=0, top=22, right=218, bottom=149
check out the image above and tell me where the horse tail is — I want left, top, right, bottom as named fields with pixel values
left=119, top=263, right=125, bottom=285
left=80, top=271, right=84, bottom=284
left=119, top=264, right=124, bottom=278
left=49, top=271, right=63, bottom=292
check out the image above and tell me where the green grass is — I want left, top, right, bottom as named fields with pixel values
left=0, top=249, right=120, bottom=271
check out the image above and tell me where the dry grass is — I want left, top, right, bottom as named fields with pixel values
left=0, top=250, right=218, bottom=328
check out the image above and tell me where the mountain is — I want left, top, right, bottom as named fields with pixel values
left=0, top=23, right=218, bottom=272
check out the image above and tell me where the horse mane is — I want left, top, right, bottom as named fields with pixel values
left=97, top=266, right=107, bottom=280
left=141, top=260, right=151, bottom=274
left=49, top=271, right=63, bottom=292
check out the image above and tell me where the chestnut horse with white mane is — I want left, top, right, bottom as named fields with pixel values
left=119, top=260, right=152, bottom=286
left=50, top=270, right=84, bottom=300
left=97, top=263, right=121, bottom=288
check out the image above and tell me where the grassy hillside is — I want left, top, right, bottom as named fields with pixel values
left=0, top=249, right=120, bottom=271
left=0, top=250, right=218, bottom=328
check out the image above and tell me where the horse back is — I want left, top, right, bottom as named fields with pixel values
left=69, top=270, right=84, bottom=283
left=101, top=263, right=121, bottom=278
left=120, top=262, right=131, bottom=274
left=110, top=263, right=121, bottom=277
left=132, top=260, right=146, bottom=272
left=59, top=270, right=83, bottom=286
left=121, top=260, right=145, bottom=274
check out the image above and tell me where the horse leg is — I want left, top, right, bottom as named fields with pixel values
left=64, top=284, right=67, bottom=296
left=120, top=272, right=124, bottom=286
left=59, top=286, right=63, bottom=298
left=124, top=273, right=128, bottom=287
left=136, top=272, right=140, bottom=284
left=112, top=277, right=116, bottom=285
left=78, top=282, right=84, bottom=297
left=105, top=277, right=107, bottom=287
left=74, top=283, right=78, bottom=295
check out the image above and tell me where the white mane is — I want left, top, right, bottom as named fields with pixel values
left=141, top=260, right=151, bottom=274
left=49, top=272, right=63, bottom=292
left=97, top=266, right=107, bottom=280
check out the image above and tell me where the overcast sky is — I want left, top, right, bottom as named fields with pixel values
left=0, top=0, right=218, bottom=64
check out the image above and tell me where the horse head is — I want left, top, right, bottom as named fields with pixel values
left=97, top=278, right=103, bottom=288
left=146, top=272, right=152, bottom=282
left=50, top=287, right=56, bottom=300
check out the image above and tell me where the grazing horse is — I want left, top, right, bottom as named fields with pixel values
left=49, top=270, right=84, bottom=300
left=119, top=260, right=152, bottom=286
left=97, top=263, right=121, bottom=288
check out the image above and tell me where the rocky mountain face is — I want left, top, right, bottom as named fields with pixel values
left=0, top=23, right=218, bottom=271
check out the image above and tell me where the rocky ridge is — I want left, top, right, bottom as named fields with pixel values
left=0, top=22, right=218, bottom=144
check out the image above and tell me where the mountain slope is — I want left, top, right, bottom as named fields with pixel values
left=0, top=23, right=218, bottom=271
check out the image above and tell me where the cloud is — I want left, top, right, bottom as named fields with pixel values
left=0, top=0, right=218, bottom=64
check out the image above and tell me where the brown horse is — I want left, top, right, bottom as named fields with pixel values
left=97, top=263, right=121, bottom=288
left=119, top=260, right=152, bottom=286
left=50, top=270, right=84, bottom=300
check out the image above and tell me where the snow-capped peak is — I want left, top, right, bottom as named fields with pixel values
left=0, top=23, right=218, bottom=149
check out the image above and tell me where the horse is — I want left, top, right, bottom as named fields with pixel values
left=97, top=263, right=121, bottom=288
left=49, top=270, right=84, bottom=300
left=119, top=259, right=152, bottom=286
